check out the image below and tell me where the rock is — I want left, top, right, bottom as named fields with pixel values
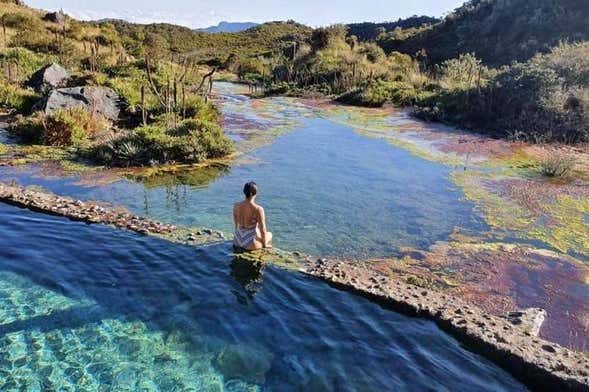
left=27, top=64, right=70, bottom=93
left=35, top=86, right=123, bottom=122
left=43, top=11, right=66, bottom=24
left=213, top=344, right=273, bottom=384
left=500, top=308, right=547, bottom=337
left=203, top=228, right=213, bottom=235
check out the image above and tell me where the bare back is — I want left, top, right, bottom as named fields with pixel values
left=233, top=200, right=261, bottom=229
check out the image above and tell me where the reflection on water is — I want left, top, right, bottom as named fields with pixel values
left=0, top=204, right=526, bottom=391
left=129, top=163, right=230, bottom=190
left=230, top=257, right=265, bottom=301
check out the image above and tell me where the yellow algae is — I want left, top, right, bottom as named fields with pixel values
left=452, top=170, right=589, bottom=258
left=451, top=171, right=533, bottom=231
left=528, top=195, right=589, bottom=255
left=484, top=148, right=539, bottom=175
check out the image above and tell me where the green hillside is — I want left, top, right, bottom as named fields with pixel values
left=387, top=0, right=589, bottom=66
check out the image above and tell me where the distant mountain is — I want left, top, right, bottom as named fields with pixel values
left=199, top=21, right=259, bottom=34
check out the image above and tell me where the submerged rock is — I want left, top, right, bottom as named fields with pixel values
left=213, top=344, right=273, bottom=384
left=27, top=64, right=70, bottom=94
left=36, top=86, right=122, bottom=121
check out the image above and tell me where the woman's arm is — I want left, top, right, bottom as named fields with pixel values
left=258, top=207, right=269, bottom=247
left=233, top=204, right=238, bottom=230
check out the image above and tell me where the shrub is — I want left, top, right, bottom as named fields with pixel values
left=9, top=108, right=108, bottom=146
left=0, top=47, right=52, bottom=82
left=337, top=80, right=425, bottom=107
left=538, top=154, right=577, bottom=178
left=0, top=81, right=39, bottom=113
left=438, top=53, right=490, bottom=91
left=42, top=108, right=108, bottom=146
left=182, top=96, right=220, bottom=122
left=413, top=46, right=589, bottom=143
left=92, top=119, right=232, bottom=167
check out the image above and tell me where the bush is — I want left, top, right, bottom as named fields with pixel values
left=538, top=154, right=577, bottom=178
left=182, top=96, right=220, bottom=122
left=92, top=119, right=232, bottom=167
left=42, top=108, right=108, bottom=146
left=8, top=114, right=44, bottom=143
left=337, top=80, right=425, bottom=107
left=0, top=81, right=39, bottom=113
left=0, top=47, right=52, bottom=82
left=9, top=108, right=108, bottom=146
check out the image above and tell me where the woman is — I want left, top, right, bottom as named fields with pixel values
left=233, top=182, right=273, bottom=251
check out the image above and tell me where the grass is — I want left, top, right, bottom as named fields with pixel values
left=538, top=154, right=577, bottom=178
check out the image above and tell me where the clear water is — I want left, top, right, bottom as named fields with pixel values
left=0, top=204, right=525, bottom=391
left=0, top=83, right=486, bottom=258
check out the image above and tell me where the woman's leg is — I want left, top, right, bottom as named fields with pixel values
left=251, top=231, right=272, bottom=250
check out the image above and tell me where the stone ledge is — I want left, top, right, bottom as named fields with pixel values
left=305, top=261, right=589, bottom=391
left=0, top=182, right=223, bottom=245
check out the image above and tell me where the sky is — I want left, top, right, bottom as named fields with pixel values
left=25, top=0, right=466, bottom=29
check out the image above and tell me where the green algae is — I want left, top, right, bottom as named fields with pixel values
left=231, top=248, right=309, bottom=271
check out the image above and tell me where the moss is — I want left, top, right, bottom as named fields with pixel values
left=231, top=248, right=308, bottom=271
left=405, top=275, right=429, bottom=288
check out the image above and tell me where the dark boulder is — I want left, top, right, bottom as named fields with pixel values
left=27, top=64, right=70, bottom=93
left=35, top=86, right=123, bottom=122
left=43, top=11, right=66, bottom=24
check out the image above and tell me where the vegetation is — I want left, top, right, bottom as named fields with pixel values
left=538, top=154, right=577, bottom=178
left=385, top=0, right=589, bottom=67
left=93, top=117, right=232, bottom=166
left=0, top=0, right=233, bottom=166
left=2, top=0, right=589, bottom=149
left=346, top=16, right=438, bottom=42
left=415, top=43, right=589, bottom=143
left=10, top=108, right=108, bottom=146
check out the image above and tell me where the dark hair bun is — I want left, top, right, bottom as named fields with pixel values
left=243, top=182, right=258, bottom=198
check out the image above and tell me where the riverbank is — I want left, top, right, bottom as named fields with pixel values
left=1, top=181, right=587, bottom=390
